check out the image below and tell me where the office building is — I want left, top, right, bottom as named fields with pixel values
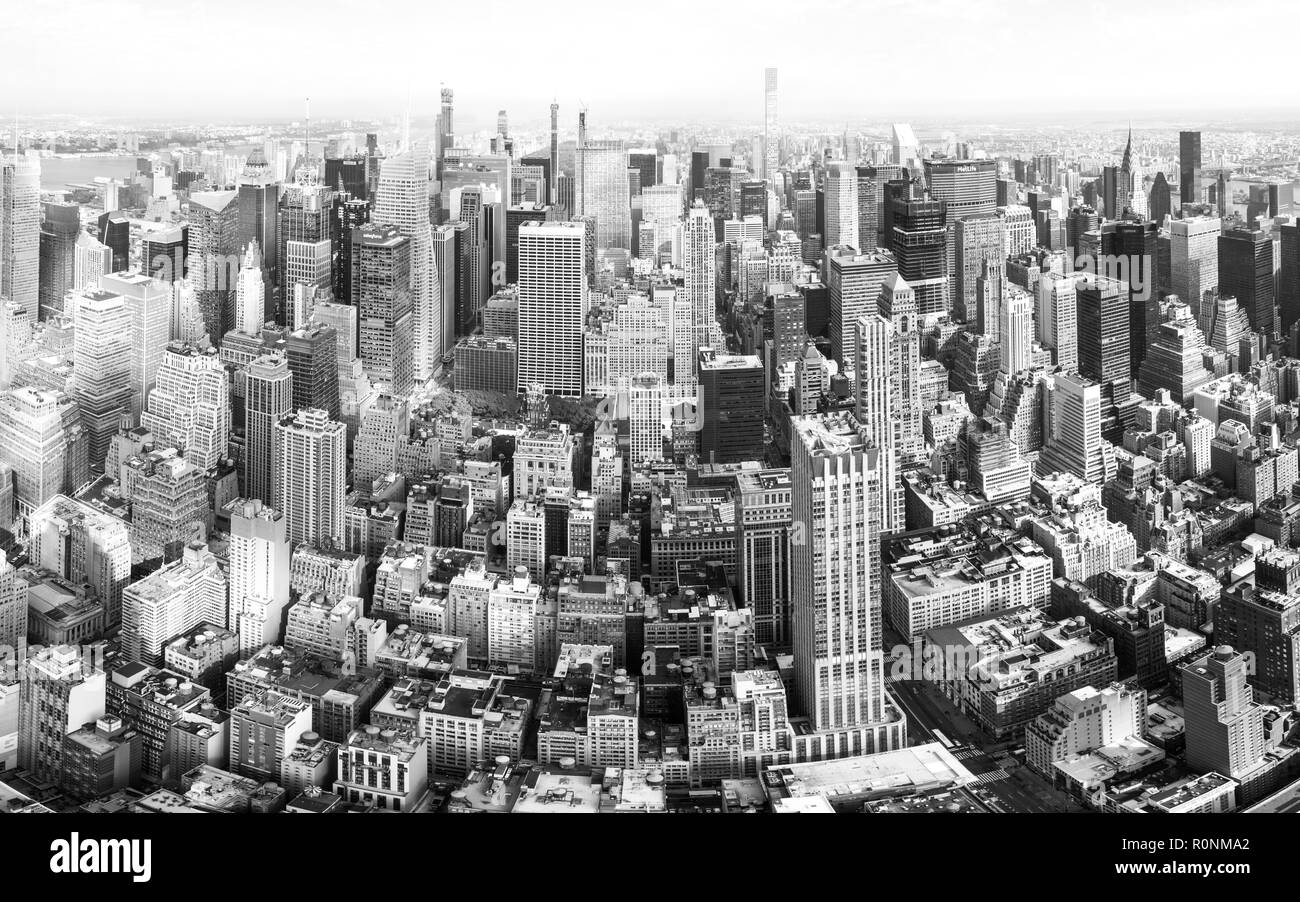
left=275, top=408, right=346, bottom=547
left=373, top=142, right=439, bottom=382
left=141, top=343, right=230, bottom=472
left=698, top=349, right=764, bottom=464
left=517, top=221, right=587, bottom=396
left=790, top=412, right=905, bottom=757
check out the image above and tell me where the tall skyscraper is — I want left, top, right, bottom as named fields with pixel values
left=1180, top=130, right=1202, bottom=207
left=244, top=355, right=293, bottom=507
left=73, top=231, right=113, bottom=291
left=1, top=152, right=40, bottom=312
left=186, top=190, right=240, bottom=344
left=1281, top=222, right=1300, bottom=335
left=854, top=315, right=901, bottom=533
left=352, top=224, right=414, bottom=395
left=889, top=194, right=948, bottom=317
left=72, top=289, right=132, bottom=473
left=1037, top=373, right=1116, bottom=485
left=790, top=412, right=904, bottom=755
left=763, top=68, right=778, bottom=180
left=284, top=324, right=340, bottom=422
left=879, top=274, right=925, bottom=467
left=824, top=162, right=859, bottom=251
left=38, top=201, right=80, bottom=320
left=826, top=246, right=898, bottom=365
left=682, top=202, right=717, bottom=378
left=0, top=387, right=72, bottom=518
left=275, top=407, right=345, bottom=547
left=141, top=343, right=231, bottom=472
left=277, top=169, right=336, bottom=298
left=237, top=149, right=281, bottom=320
left=517, top=220, right=587, bottom=396
left=1218, top=226, right=1275, bottom=337
left=549, top=101, right=560, bottom=206
left=1000, top=286, right=1034, bottom=375
left=954, top=213, right=1004, bottom=323
left=439, top=87, right=455, bottom=172
left=1075, top=273, right=1130, bottom=441
left=101, top=272, right=171, bottom=423
left=698, top=349, right=764, bottom=464
left=227, top=497, right=290, bottom=655
left=1170, top=215, right=1220, bottom=322
left=1149, top=172, right=1172, bottom=225
left=576, top=136, right=632, bottom=252
left=372, top=142, right=440, bottom=381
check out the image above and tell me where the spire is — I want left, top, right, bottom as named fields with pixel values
left=1121, top=124, right=1132, bottom=173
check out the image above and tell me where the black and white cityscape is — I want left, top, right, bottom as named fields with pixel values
left=2, top=2, right=1300, bottom=830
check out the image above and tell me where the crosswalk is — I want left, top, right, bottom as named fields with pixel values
left=970, top=768, right=1011, bottom=785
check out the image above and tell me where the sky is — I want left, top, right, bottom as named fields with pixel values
left=3, top=0, right=1299, bottom=127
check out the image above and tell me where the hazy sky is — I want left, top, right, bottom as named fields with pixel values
left=4, top=0, right=1299, bottom=127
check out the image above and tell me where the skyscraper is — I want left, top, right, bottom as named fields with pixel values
left=1180, top=130, right=1202, bottom=207
left=140, top=343, right=231, bottom=472
left=186, top=190, right=241, bottom=344
left=517, top=220, right=587, bottom=396
left=1181, top=646, right=1265, bottom=780
left=922, top=158, right=997, bottom=284
left=790, top=412, right=904, bottom=755
left=1000, top=285, right=1034, bottom=375
left=824, top=162, right=859, bottom=251
left=1149, top=172, right=1172, bottom=225
left=1218, top=226, right=1275, bottom=337
left=1170, top=215, right=1220, bottom=323
left=0, top=387, right=72, bottom=518
left=889, top=194, right=948, bottom=317
left=698, top=349, right=764, bottom=464
left=351, top=224, right=414, bottom=395
left=954, top=213, right=1004, bottom=323
left=72, top=289, right=132, bottom=473
left=244, top=355, right=293, bottom=507
left=682, top=203, right=717, bottom=379
left=576, top=137, right=632, bottom=252
left=274, top=407, right=346, bottom=548
left=826, top=246, right=898, bottom=365
left=1075, top=273, right=1131, bottom=441
left=1282, top=222, right=1300, bottom=335
left=1, top=152, right=40, bottom=312
left=237, top=149, right=281, bottom=319
left=854, top=315, right=901, bottom=533
left=372, top=142, right=440, bottom=381
left=879, top=274, right=925, bottom=468
left=37, top=201, right=80, bottom=320
left=227, top=497, right=291, bottom=655
left=284, top=324, right=340, bottom=422
left=101, top=272, right=171, bottom=423
left=0, top=549, right=27, bottom=651
left=121, top=541, right=227, bottom=666
left=27, top=494, right=133, bottom=626
left=549, top=101, right=560, bottom=206
left=277, top=170, right=336, bottom=298
left=763, top=68, right=778, bottom=180
left=1037, top=373, right=1116, bottom=485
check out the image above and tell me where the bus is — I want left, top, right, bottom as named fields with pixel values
left=931, top=729, right=956, bottom=750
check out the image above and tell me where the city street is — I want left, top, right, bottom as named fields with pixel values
left=888, top=674, right=1085, bottom=814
